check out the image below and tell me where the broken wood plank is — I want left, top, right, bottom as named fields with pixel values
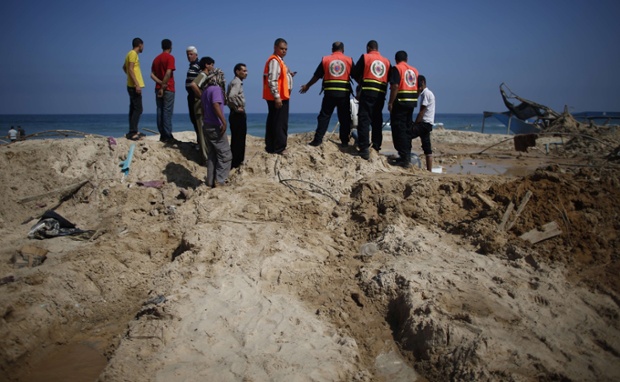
left=498, top=201, right=514, bottom=231
left=476, top=193, right=497, bottom=209
left=506, top=191, right=533, bottom=231
left=520, top=221, right=562, bottom=244
left=19, top=179, right=89, bottom=204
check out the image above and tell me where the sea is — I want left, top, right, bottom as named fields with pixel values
left=0, top=113, right=512, bottom=140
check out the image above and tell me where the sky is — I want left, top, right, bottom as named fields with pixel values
left=1, top=0, right=619, bottom=115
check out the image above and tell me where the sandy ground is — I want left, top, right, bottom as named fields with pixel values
left=1, top=115, right=619, bottom=382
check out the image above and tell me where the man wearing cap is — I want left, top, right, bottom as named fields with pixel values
left=185, top=46, right=200, bottom=147
left=300, top=41, right=354, bottom=148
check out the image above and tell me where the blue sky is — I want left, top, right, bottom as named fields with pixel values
left=1, top=0, right=619, bottom=115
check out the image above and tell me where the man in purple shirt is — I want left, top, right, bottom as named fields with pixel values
left=201, top=70, right=232, bottom=187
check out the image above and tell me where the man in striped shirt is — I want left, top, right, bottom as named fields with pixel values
left=186, top=46, right=200, bottom=147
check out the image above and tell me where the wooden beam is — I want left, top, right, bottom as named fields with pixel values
left=520, top=221, right=562, bottom=244
left=498, top=201, right=514, bottom=231
left=18, top=180, right=89, bottom=204
left=476, top=193, right=497, bottom=209
left=507, top=191, right=533, bottom=231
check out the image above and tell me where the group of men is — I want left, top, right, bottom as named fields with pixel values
left=6, top=126, right=25, bottom=142
left=123, top=38, right=248, bottom=187
left=122, top=37, right=436, bottom=190
left=298, top=40, right=436, bottom=171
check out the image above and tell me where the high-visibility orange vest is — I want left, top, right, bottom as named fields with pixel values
left=322, top=52, right=352, bottom=97
left=396, top=61, right=419, bottom=107
left=361, top=51, right=390, bottom=94
left=263, top=54, right=290, bottom=101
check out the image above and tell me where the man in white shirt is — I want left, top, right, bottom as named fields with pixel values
left=411, top=75, right=435, bottom=171
left=8, top=126, right=18, bottom=142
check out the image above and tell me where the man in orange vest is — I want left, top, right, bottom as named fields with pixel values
left=352, top=40, right=391, bottom=160
left=299, top=41, right=354, bottom=147
left=263, top=38, right=295, bottom=155
left=387, top=50, right=419, bottom=168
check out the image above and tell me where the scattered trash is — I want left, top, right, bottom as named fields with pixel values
left=0, top=275, right=16, bottom=285
left=107, top=137, right=117, bottom=150
left=514, top=134, right=538, bottom=152
left=411, top=153, right=422, bottom=168
left=119, top=144, right=136, bottom=180
left=143, top=295, right=167, bottom=306
left=360, top=243, right=378, bottom=259
left=137, top=180, right=165, bottom=189
left=12, top=245, right=48, bottom=268
left=28, top=210, right=94, bottom=240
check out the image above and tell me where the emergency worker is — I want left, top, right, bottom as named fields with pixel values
left=300, top=41, right=354, bottom=147
left=351, top=40, right=391, bottom=159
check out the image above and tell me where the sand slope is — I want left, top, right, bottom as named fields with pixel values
left=1, top=124, right=619, bottom=381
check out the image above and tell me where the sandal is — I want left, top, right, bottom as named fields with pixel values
left=127, top=133, right=143, bottom=141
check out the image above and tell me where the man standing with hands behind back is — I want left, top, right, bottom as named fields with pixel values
left=185, top=46, right=201, bottom=147
left=263, top=38, right=295, bottom=155
left=227, top=63, right=248, bottom=168
left=151, top=39, right=176, bottom=144
left=122, top=37, right=145, bottom=141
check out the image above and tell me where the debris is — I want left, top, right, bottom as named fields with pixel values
left=144, top=295, right=167, bottom=306
left=120, top=144, right=136, bottom=178
left=506, top=191, right=533, bottom=231
left=520, top=221, right=562, bottom=244
left=28, top=210, right=95, bottom=240
left=476, top=193, right=497, bottom=209
left=498, top=202, right=514, bottom=231
left=0, top=275, right=16, bottom=285
left=514, top=134, right=538, bottom=152
left=108, top=136, right=117, bottom=150
left=137, top=180, right=165, bottom=189
left=12, top=245, right=48, bottom=268
left=18, top=179, right=90, bottom=205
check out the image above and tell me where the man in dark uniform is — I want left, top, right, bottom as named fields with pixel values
left=299, top=41, right=354, bottom=147
left=387, top=50, right=419, bottom=168
left=351, top=40, right=391, bottom=160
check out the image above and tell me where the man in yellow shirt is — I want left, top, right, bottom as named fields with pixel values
left=122, top=37, right=145, bottom=141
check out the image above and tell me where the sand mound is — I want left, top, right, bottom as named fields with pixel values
left=1, top=128, right=619, bottom=381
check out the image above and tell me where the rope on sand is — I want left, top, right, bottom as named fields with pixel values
left=24, top=130, right=107, bottom=139
left=476, top=131, right=614, bottom=155
left=275, top=155, right=339, bottom=204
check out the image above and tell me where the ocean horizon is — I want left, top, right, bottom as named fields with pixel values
left=1, top=113, right=512, bottom=140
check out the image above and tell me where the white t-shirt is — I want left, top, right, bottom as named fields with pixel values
left=8, top=129, right=17, bottom=140
left=350, top=98, right=359, bottom=128
left=419, top=88, right=435, bottom=124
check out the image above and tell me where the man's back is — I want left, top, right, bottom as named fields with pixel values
left=152, top=52, right=176, bottom=91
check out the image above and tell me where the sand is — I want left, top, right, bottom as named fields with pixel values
left=1, top=117, right=619, bottom=381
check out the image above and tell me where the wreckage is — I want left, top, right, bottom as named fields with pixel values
left=482, top=83, right=560, bottom=134
left=482, top=83, right=620, bottom=134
